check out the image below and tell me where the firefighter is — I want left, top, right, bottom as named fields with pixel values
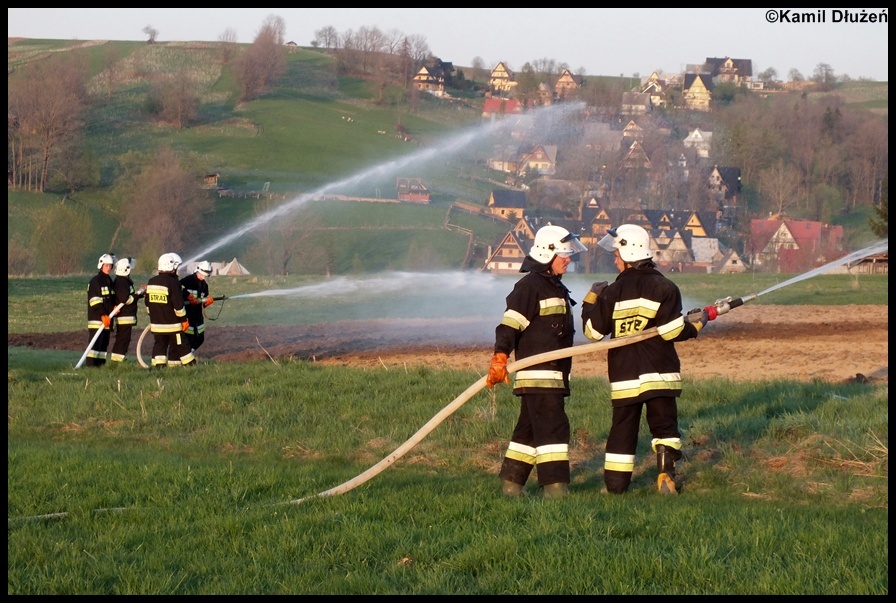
left=580, top=224, right=709, bottom=495
left=85, top=253, right=116, bottom=367
left=486, top=224, right=587, bottom=499
left=179, top=260, right=215, bottom=353
left=109, top=257, right=145, bottom=364
left=145, top=253, right=195, bottom=368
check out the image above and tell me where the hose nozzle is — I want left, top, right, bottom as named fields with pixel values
left=212, top=295, right=227, bottom=301
left=706, top=293, right=758, bottom=320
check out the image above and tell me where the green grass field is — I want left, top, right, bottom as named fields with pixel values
left=7, top=40, right=890, bottom=594
left=7, top=352, right=888, bottom=594
left=6, top=272, right=889, bottom=594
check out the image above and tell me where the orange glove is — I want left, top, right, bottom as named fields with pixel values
left=486, top=352, right=510, bottom=389
left=181, top=320, right=190, bottom=332
left=101, top=315, right=111, bottom=329
left=187, top=293, right=199, bottom=305
left=204, top=297, right=214, bottom=308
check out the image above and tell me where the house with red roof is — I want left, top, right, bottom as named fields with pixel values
left=749, top=216, right=844, bottom=272
left=481, top=97, right=525, bottom=120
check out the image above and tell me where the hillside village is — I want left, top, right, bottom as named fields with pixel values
left=409, top=56, right=871, bottom=275
left=8, top=36, right=886, bottom=277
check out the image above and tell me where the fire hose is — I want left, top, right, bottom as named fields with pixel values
left=74, top=302, right=124, bottom=369
left=286, top=293, right=758, bottom=505
left=136, top=296, right=228, bottom=368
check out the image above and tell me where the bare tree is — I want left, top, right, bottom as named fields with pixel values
left=846, top=118, right=889, bottom=210
left=580, top=77, right=624, bottom=111
left=780, top=97, right=822, bottom=207
left=514, top=62, right=540, bottom=104
left=757, top=66, right=778, bottom=83
left=97, top=43, right=127, bottom=98
left=116, top=146, right=213, bottom=254
left=383, top=28, right=405, bottom=55
left=335, top=28, right=359, bottom=74
left=811, top=62, right=837, bottom=90
left=813, top=144, right=845, bottom=189
left=686, top=164, right=717, bottom=213
left=714, top=94, right=786, bottom=184
left=147, top=73, right=200, bottom=128
left=868, top=180, right=888, bottom=237
left=404, top=34, right=430, bottom=66
left=234, top=14, right=287, bottom=102
left=142, top=25, right=159, bottom=45
left=314, top=25, right=339, bottom=50
left=354, top=26, right=387, bottom=74
left=758, top=159, right=802, bottom=215
left=7, top=53, right=87, bottom=192
left=217, top=28, right=239, bottom=64
left=788, top=68, right=804, bottom=82
left=530, top=57, right=564, bottom=82
left=395, top=36, right=418, bottom=85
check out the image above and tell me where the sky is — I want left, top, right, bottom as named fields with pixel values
left=8, top=8, right=889, bottom=82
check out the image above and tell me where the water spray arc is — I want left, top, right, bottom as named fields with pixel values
left=183, top=103, right=586, bottom=266
left=752, top=238, right=888, bottom=298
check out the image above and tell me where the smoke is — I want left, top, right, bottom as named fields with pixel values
left=227, top=270, right=604, bottom=346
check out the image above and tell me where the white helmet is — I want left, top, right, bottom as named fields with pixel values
left=195, top=260, right=212, bottom=276
left=599, top=224, right=653, bottom=263
left=529, top=224, right=587, bottom=264
left=97, top=253, right=116, bottom=269
left=115, top=257, right=136, bottom=277
left=157, top=252, right=183, bottom=273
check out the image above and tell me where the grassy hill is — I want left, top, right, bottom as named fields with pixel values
left=9, top=39, right=514, bottom=275
left=7, top=39, right=888, bottom=275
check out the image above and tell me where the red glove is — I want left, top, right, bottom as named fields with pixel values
left=187, top=293, right=199, bottom=305
left=101, top=315, right=111, bottom=329
left=486, top=352, right=510, bottom=389
left=204, top=297, right=215, bottom=308
left=181, top=320, right=190, bottom=332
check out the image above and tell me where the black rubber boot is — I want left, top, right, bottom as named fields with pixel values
left=655, top=444, right=678, bottom=495
left=542, top=482, right=569, bottom=498
left=501, top=480, right=526, bottom=497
